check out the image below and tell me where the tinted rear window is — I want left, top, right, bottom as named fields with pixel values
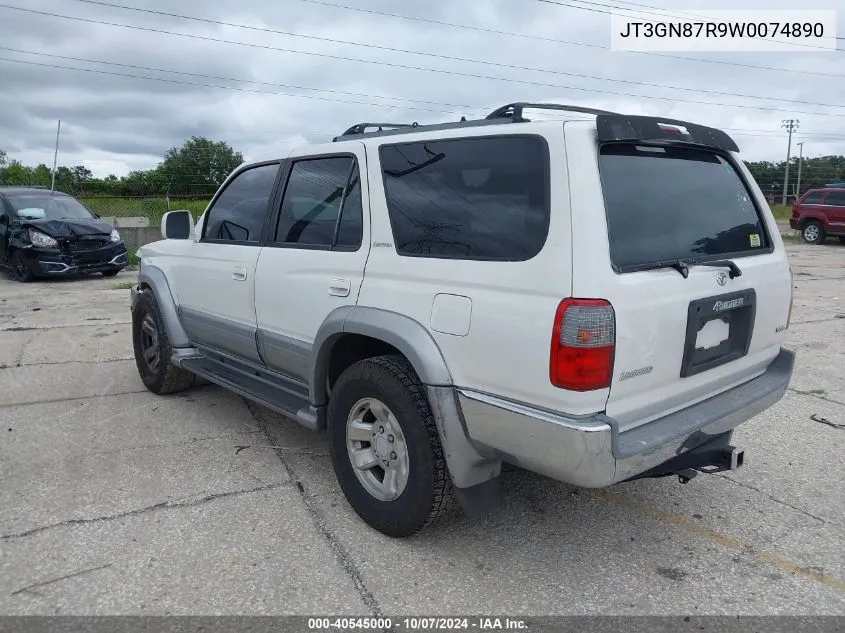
left=379, top=135, right=549, bottom=261
left=599, top=144, right=768, bottom=270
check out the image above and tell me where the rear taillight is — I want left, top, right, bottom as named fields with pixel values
left=550, top=298, right=616, bottom=391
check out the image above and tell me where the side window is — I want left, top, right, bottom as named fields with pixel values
left=203, top=163, right=279, bottom=243
left=802, top=191, right=824, bottom=205
left=825, top=191, right=845, bottom=206
left=274, top=156, right=362, bottom=249
left=379, top=136, right=549, bottom=261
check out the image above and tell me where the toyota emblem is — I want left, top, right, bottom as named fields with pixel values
left=715, top=272, right=728, bottom=286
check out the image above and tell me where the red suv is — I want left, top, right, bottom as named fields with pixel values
left=789, top=188, right=845, bottom=244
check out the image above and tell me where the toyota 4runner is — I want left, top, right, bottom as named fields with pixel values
left=130, top=102, right=796, bottom=537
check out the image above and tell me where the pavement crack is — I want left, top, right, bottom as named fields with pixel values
left=1, top=482, right=287, bottom=541
left=0, top=322, right=130, bottom=333
left=789, top=388, right=845, bottom=408
left=17, top=358, right=135, bottom=367
left=242, top=399, right=383, bottom=618
left=0, top=390, right=150, bottom=409
left=716, top=473, right=838, bottom=527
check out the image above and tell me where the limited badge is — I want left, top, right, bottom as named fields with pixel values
left=749, top=233, right=761, bottom=248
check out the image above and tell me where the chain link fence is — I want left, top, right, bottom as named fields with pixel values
left=77, top=195, right=210, bottom=226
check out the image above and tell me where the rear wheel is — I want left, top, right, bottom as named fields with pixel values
left=132, top=289, right=196, bottom=394
left=328, top=355, right=455, bottom=537
left=10, top=251, right=35, bottom=283
left=802, top=221, right=825, bottom=244
left=838, top=236, right=845, bottom=244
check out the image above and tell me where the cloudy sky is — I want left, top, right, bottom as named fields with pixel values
left=1, top=0, right=844, bottom=178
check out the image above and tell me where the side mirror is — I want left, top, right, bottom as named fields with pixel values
left=161, top=210, right=194, bottom=240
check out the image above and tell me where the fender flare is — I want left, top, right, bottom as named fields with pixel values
left=136, top=265, right=191, bottom=348
left=309, top=306, right=453, bottom=407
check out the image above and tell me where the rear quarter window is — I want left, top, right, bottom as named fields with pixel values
left=378, top=135, right=549, bottom=261
left=598, top=144, right=770, bottom=271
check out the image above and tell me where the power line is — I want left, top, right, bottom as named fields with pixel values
left=3, top=5, right=845, bottom=119
left=62, top=0, right=845, bottom=110
left=6, top=43, right=845, bottom=119
left=0, top=47, right=481, bottom=114
left=0, top=57, right=474, bottom=116
left=291, top=0, right=845, bottom=77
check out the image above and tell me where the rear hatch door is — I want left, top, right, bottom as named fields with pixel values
left=566, top=118, right=791, bottom=431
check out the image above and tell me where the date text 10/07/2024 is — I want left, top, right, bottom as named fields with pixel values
left=307, top=617, right=529, bottom=630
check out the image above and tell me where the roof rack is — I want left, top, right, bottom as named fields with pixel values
left=333, top=122, right=419, bottom=141
left=486, top=102, right=618, bottom=122
left=330, top=102, right=619, bottom=142
left=0, top=185, right=50, bottom=189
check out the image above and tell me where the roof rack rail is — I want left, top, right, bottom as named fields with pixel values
left=486, top=102, right=618, bottom=122
left=0, top=184, right=49, bottom=189
left=334, top=122, right=419, bottom=141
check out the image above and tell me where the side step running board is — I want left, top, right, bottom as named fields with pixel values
left=179, top=356, right=325, bottom=431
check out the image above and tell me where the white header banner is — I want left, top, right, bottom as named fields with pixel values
left=610, top=10, right=838, bottom=52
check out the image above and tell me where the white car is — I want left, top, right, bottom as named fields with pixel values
left=130, top=102, right=795, bottom=537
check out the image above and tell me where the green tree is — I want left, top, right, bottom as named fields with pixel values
left=0, top=150, right=7, bottom=169
left=157, top=136, right=243, bottom=196
left=0, top=159, right=32, bottom=185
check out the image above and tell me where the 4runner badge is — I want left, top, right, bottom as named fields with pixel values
left=715, top=272, right=727, bottom=286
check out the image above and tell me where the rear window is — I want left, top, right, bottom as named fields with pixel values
left=379, top=135, right=549, bottom=261
left=599, top=144, right=769, bottom=271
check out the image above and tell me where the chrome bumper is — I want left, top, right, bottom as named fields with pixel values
left=457, top=348, right=795, bottom=488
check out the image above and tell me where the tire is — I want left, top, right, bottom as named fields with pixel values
left=328, top=355, right=455, bottom=537
left=10, top=251, right=35, bottom=283
left=802, top=221, right=825, bottom=244
left=131, top=289, right=196, bottom=394
left=102, top=269, right=120, bottom=277
left=838, top=236, right=845, bottom=244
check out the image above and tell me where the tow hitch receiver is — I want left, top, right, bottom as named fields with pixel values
left=623, top=434, right=746, bottom=484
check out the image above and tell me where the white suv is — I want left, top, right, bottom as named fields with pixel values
left=130, top=103, right=796, bottom=537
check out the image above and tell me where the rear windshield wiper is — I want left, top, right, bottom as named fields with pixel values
left=694, top=259, right=742, bottom=278
left=632, top=259, right=691, bottom=278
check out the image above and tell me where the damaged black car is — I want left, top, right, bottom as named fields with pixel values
left=0, top=187, right=128, bottom=282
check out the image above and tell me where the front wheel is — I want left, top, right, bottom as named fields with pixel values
left=328, top=355, right=455, bottom=537
left=802, top=221, right=825, bottom=244
left=10, top=251, right=35, bottom=282
left=131, top=289, right=196, bottom=394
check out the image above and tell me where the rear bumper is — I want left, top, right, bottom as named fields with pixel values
left=23, top=243, right=128, bottom=275
left=457, top=347, right=795, bottom=487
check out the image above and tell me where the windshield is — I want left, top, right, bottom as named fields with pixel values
left=599, top=144, right=768, bottom=270
left=8, top=194, right=96, bottom=220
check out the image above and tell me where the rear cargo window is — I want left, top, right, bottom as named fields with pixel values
left=379, top=135, right=549, bottom=261
left=598, top=144, right=769, bottom=271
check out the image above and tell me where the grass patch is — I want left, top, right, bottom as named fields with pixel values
left=770, top=204, right=792, bottom=222
left=111, top=281, right=135, bottom=290
left=807, top=389, right=827, bottom=395
left=124, top=246, right=141, bottom=266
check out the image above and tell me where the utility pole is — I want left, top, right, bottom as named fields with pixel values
left=50, top=119, right=61, bottom=192
left=781, top=118, right=798, bottom=205
left=796, top=141, right=805, bottom=199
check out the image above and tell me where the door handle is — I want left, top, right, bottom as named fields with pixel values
left=232, top=266, right=247, bottom=281
left=328, top=278, right=351, bottom=297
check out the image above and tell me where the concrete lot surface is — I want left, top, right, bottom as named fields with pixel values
left=0, top=242, right=843, bottom=616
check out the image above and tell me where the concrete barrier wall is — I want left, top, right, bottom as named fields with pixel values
left=101, top=217, right=162, bottom=249
left=119, top=226, right=162, bottom=249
